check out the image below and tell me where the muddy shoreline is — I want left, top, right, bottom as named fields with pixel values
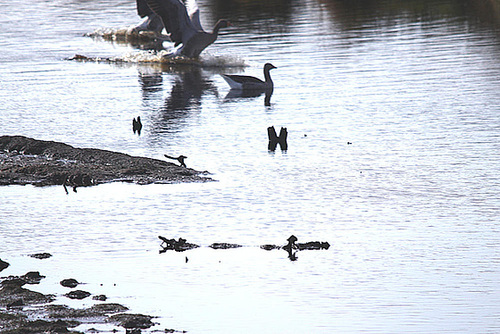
left=0, top=136, right=212, bottom=189
left=0, top=258, right=183, bottom=334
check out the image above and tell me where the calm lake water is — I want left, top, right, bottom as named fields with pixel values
left=1, top=0, right=500, bottom=332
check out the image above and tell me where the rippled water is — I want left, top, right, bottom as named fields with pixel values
left=1, top=0, right=500, bottom=332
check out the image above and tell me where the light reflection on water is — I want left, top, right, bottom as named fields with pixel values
left=1, top=0, right=500, bottom=332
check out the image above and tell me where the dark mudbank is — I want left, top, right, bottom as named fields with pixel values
left=0, top=135, right=212, bottom=188
left=0, top=267, right=180, bottom=333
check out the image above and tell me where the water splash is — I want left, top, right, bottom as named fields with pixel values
left=120, top=50, right=245, bottom=67
left=69, top=50, right=246, bottom=69
left=85, top=27, right=168, bottom=44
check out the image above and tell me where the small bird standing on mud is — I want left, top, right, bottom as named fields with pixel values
left=164, top=154, right=187, bottom=167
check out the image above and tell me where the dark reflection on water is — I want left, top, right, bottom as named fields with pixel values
left=162, top=67, right=218, bottom=112
left=211, top=0, right=294, bottom=34
left=138, top=70, right=163, bottom=97
left=224, top=88, right=273, bottom=106
left=206, top=0, right=500, bottom=33
left=143, top=66, right=219, bottom=134
left=319, top=0, right=500, bottom=31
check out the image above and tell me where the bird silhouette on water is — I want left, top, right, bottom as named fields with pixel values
left=133, top=116, right=142, bottom=135
left=164, top=154, right=187, bottom=167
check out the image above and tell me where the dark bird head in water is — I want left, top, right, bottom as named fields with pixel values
left=287, top=235, right=298, bottom=243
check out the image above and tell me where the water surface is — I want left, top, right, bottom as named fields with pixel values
left=1, top=0, right=500, bottom=332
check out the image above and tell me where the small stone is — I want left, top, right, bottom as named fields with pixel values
left=65, top=290, right=91, bottom=300
left=92, top=294, right=107, bottom=301
left=21, top=271, right=45, bottom=284
left=60, top=278, right=79, bottom=288
left=29, top=253, right=52, bottom=259
left=0, top=259, right=9, bottom=272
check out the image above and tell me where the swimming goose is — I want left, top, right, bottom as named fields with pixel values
left=221, top=63, right=277, bottom=90
left=145, top=0, right=231, bottom=58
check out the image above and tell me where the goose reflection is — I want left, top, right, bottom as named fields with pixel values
left=145, top=66, right=218, bottom=134
left=222, top=63, right=276, bottom=106
left=137, top=66, right=163, bottom=99
left=224, top=88, right=273, bottom=106
left=163, top=67, right=218, bottom=111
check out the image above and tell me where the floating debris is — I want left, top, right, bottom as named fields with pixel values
left=29, top=253, right=52, bottom=259
left=209, top=243, right=243, bottom=249
left=158, top=236, right=199, bottom=253
left=158, top=235, right=329, bottom=261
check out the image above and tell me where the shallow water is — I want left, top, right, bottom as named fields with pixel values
left=1, top=0, right=500, bottom=332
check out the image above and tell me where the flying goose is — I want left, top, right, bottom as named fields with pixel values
left=221, top=63, right=277, bottom=91
left=145, top=0, right=231, bottom=58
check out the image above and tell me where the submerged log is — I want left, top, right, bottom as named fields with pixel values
left=268, top=126, right=288, bottom=151
left=159, top=235, right=330, bottom=258
left=260, top=235, right=330, bottom=251
left=209, top=243, right=242, bottom=249
left=158, top=236, right=200, bottom=253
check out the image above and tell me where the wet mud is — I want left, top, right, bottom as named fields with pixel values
left=0, top=135, right=212, bottom=189
left=0, top=260, right=185, bottom=333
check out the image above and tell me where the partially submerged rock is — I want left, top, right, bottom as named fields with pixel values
left=20, top=271, right=45, bottom=284
left=158, top=235, right=330, bottom=259
left=108, top=313, right=155, bottom=329
left=0, top=264, right=185, bottom=333
left=44, top=303, right=129, bottom=319
left=1, top=271, right=46, bottom=289
left=0, top=259, right=9, bottom=272
left=0, top=318, right=80, bottom=334
left=296, top=241, right=330, bottom=251
left=261, top=235, right=330, bottom=252
left=29, top=253, right=52, bottom=259
left=60, top=279, right=79, bottom=288
left=64, top=290, right=91, bottom=300
left=209, top=243, right=243, bottom=249
left=0, top=281, right=55, bottom=307
left=0, top=135, right=212, bottom=188
left=158, top=236, right=200, bottom=253
left=92, top=294, right=107, bottom=301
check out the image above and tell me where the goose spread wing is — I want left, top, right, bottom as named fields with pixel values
left=145, top=0, right=200, bottom=46
left=185, top=0, right=203, bottom=31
